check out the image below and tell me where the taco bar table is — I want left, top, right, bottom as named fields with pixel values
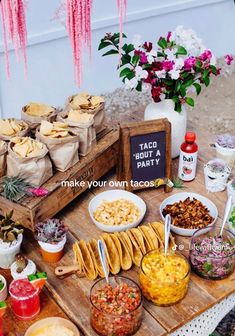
left=1, top=115, right=235, bottom=336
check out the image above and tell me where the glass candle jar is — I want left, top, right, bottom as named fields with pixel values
left=140, top=249, right=190, bottom=306
left=90, top=276, right=143, bottom=336
left=9, top=279, right=40, bottom=321
left=190, top=226, right=235, bottom=280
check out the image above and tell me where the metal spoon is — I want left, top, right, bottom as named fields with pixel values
left=98, top=240, right=109, bottom=284
left=219, top=196, right=232, bottom=236
left=164, top=214, right=171, bottom=256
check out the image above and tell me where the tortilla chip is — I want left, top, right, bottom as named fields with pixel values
left=90, top=96, right=104, bottom=108
left=71, top=95, right=90, bottom=109
left=88, top=239, right=105, bottom=278
left=79, top=240, right=97, bottom=280
left=111, top=233, right=132, bottom=271
left=40, top=120, right=69, bottom=138
left=25, top=103, right=54, bottom=117
left=0, top=119, right=24, bottom=136
left=12, top=137, right=44, bottom=158
left=67, top=109, right=93, bottom=123
left=101, top=233, right=120, bottom=275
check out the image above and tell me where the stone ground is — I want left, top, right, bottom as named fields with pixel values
left=103, top=64, right=235, bottom=335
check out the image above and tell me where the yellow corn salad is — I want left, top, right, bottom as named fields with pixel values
left=140, top=250, right=190, bottom=306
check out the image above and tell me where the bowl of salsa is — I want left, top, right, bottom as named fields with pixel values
left=90, top=276, right=143, bottom=336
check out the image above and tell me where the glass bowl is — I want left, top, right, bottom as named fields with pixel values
left=90, top=276, right=143, bottom=336
left=189, top=226, right=235, bottom=280
left=140, top=249, right=190, bottom=306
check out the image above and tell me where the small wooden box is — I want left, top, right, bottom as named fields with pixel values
left=0, top=128, right=119, bottom=231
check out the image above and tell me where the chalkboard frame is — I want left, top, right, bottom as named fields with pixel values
left=117, top=118, right=172, bottom=192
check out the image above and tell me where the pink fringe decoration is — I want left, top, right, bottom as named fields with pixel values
left=117, top=0, right=127, bottom=61
left=0, top=0, right=28, bottom=78
left=65, top=0, right=92, bottom=87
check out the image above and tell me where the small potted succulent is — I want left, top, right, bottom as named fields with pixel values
left=204, top=158, right=231, bottom=192
left=227, top=177, right=235, bottom=204
left=215, top=134, right=235, bottom=168
left=10, top=253, right=36, bottom=280
left=0, top=276, right=7, bottom=302
left=35, top=219, right=68, bottom=263
left=0, top=211, right=24, bottom=269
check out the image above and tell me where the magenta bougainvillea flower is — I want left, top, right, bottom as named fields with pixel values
left=184, top=56, right=196, bottom=70
left=225, top=54, right=233, bottom=65
left=0, top=0, right=28, bottom=78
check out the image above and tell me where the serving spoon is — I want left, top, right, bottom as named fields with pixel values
left=219, top=196, right=232, bottom=236
left=164, top=214, right=171, bottom=256
left=98, top=240, right=109, bottom=284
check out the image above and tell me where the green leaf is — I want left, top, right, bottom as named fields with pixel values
left=125, top=71, right=135, bottom=80
left=162, top=78, right=174, bottom=86
left=157, top=51, right=165, bottom=58
left=204, top=76, right=210, bottom=87
left=98, top=41, right=112, bottom=50
left=202, top=69, right=209, bottom=79
left=142, top=63, right=152, bottom=70
left=181, top=72, right=190, bottom=79
left=121, top=54, right=131, bottom=66
left=172, top=96, right=180, bottom=103
left=175, top=81, right=181, bottom=92
left=195, top=59, right=202, bottom=70
left=180, top=86, right=186, bottom=97
left=185, top=97, right=195, bottom=107
left=184, top=78, right=194, bottom=88
left=174, top=102, right=182, bottom=113
left=122, top=44, right=135, bottom=54
left=120, top=67, right=131, bottom=77
left=176, top=46, right=187, bottom=55
left=193, top=83, right=201, bottom=95
left=210, top=65, right=217, bottom=75
left=132, top=54, right=140, bottom=66
left=102, top=49, right=119, bottom=56
left=203, top=262, right=213, bottom=272
left=157, top=38, right=167, bottom=49
left=136, top=81, right=142, bottom=92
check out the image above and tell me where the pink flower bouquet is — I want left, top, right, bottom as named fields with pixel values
left=99, top=26, right=233, bottom=112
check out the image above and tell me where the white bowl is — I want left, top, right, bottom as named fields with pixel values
left=160, top=192, right=218, bottom=236
left=25, top=317, right=80, bottom=336
left=88, top=189, right=146, bottom=232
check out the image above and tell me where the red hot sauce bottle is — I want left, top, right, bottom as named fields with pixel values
left=178, top=132, right=198, bottom=181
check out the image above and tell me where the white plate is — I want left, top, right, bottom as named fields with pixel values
left=88, top=189, right=146, bottom=232
left=160, top=192, right=218, bottom=236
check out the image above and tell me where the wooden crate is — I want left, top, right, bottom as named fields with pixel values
left=0, top=128, right=119, bottom=231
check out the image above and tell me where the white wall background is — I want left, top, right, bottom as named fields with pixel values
left=0, top=0, right=235, bottom=118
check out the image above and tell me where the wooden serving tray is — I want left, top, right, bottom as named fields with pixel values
left=0, top=127, right=119, bottom=231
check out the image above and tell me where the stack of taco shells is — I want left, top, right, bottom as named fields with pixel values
left=66, top=92, right=105, bottom=134
left=7, top=137, right=53, bottom=186
left=37, top=121, right=79, bottom=172
left=0, top=140, right=7, bottom=177
left=22, top=102, right=57, bottom=130
left=0, top=118, right=29, bottom=141
left=57, top=109, right=96, bottom=156
left=72, top=222, right=175, bottom=280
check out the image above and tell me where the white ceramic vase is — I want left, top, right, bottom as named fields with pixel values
left=144, top=99, right=187, bottom=158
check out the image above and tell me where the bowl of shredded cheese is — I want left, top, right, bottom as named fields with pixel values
left=89, top=189, right=146, bottom=232
left=25, top=317, right=80, bottom=336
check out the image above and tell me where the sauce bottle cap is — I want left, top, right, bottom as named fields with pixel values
left=185, top=132, right=196, bottom=142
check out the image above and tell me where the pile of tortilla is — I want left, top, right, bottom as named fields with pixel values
left=39, top=121, right=70, bottom=138
left=11, top=137, right=44, bottom=158
left=24, top=102, right=55, bottom=117
left=67, top=109, right=94, bottom=123
left=73, top=222, right=175, bottom=280
left=0, top=119, right=26, bottom=136
left=69, top=92, right=104, bottom=111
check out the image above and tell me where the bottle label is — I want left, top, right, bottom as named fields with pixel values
left=178, top=151, right=198, bottom=181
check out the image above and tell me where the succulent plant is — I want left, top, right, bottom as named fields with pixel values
left=35, top=218, right=67, bottom=244
left=216, top=134, right=235, bottom=149
left=15, top=253, right=28, bottom=273
left=1, top=176, right=33, bottom=202
left=207, top=159, right=227, bottom=173
left=0, top=210, right=23, bottom=243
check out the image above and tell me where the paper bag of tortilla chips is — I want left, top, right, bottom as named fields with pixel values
left=57, top=110, right=96, bottom=156
left=0, top=119, right=29, bottom=141
left=0, top=140, right=7, bottom=177
left=22, top=102, right=57, bottom=130
left=36, top=121, right=79, bottom=172
left=7, top=137, right=53, bottom=186
left=65, top=92, right=105, bottom=134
